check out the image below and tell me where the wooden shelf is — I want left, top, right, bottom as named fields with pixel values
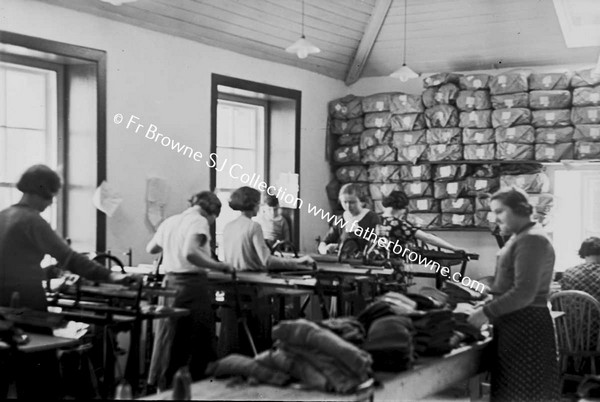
left=330, top=160, right=546, bottom=167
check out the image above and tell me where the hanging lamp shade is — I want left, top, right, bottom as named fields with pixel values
left=285, top=36, right=321, bottom=59
left=99, top=0, right=137, bottom=5
left=390, top=64, right=419, bottom=82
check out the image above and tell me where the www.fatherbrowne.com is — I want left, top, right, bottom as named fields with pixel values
left=114, top=112, right=484, bottom=293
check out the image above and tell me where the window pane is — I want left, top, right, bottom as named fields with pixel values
left=0, top=68, right=5, bottom=126
left=5, top=128, right=46, bottom=182
left=232, top=106, right=256, bottom=149
left=231, top=149, right=258, bottom=178
left=215, top=147, right=237, bottom=189
left=217, top=103, right=233, bottom=148
left=0, top=127, right=6, bottom=182
left=67, top=187, right=96, bottom=252
left=6, top=68, right=47, bottom=130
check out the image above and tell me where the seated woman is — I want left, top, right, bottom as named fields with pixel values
left=254, top=194, right=291, bottom=250
left=560, top=237, right=600, bottom=301
left=220, top=186, right=313, bottom=356
left=374, top=190, right=463, bottom=254
left=318, top=183, right=380, bottom=255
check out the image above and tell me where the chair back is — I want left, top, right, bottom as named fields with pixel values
left=550, top=290, right=600, bottom=369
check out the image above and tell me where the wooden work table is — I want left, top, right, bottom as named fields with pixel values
left=140, top=338, right=491, bottom=401
left=0, top=332, right=79, bottom=353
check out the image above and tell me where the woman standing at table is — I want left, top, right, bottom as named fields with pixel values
left=468, top=187, right=560, bottom=401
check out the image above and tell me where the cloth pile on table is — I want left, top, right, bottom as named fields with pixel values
left=317, top=317, right=366, bottom=346
left=443, top=280, right=486, bottom=305
left=411, top=309, right=457, bottom=356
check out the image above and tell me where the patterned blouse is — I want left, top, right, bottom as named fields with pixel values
left=560, top=262, right=600, bottom=302
left=376, top=215, right=419, bottom=249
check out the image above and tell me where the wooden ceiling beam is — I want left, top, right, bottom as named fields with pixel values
left=344, top=0, right=393, bottom=85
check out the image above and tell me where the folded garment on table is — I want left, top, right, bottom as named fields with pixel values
left=272, top=319, right=372, bottom=378
left=405, top=293, right=445, bottom=310
left=376, top=291, right=418, bottom=310
left=318, top=317, right=366, bottom=346
left=444, top=281, right=486, bottom=303
left=363, top=315, right=415, bottom=372
left=205, top=353, right=291, bottom=386
left=255, top=348, right=329, bottom=391
left=357, top=300, right=397, bottom=331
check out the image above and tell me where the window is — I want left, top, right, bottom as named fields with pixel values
left=214, top=98, right=266, bottom=259
left=553, top=167, right=600, bottom=270
left=0, top=61, right=60, bottom=228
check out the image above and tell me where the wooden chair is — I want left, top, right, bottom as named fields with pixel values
left=550, top=290, right=600, bottom=388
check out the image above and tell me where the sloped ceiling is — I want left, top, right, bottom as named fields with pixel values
left=30, top=0, right=600, bottom=84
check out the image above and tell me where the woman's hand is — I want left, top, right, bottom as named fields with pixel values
left=467, top=307, right=489, bottom=329
left=296, top=255, right=315, bottom=265
left=108, top=272, right=143, bottom=286
left=318, top=242, right=338, bottom=255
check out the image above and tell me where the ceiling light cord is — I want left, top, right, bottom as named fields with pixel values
left=302, top=0, right=305, bottom=38
left=403, top=0, right=407, bottom=66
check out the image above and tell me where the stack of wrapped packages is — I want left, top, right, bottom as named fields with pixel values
left=458, top=73, right=494, bottom=161
left=571, top=70, right=600, bottom=159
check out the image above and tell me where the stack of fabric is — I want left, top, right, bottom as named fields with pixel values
left=411, top=309, right=457, bottom=356
left=435, top=164, right=474, bottom=228
left=443, top=280, right=486, bottom=305
left=458, top=73, right=495, bottom=161
left=390, top=92, right=427, bottom=164
left=317, top=317, right=366, bottom=347
left=361, top=93, right=397, bottom=166
left=571, top=69, right=600, bottom=159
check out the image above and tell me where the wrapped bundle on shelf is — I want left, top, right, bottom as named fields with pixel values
left=499, top=163, right=543, bottom=175
left=572, top=107, right=600, bottom=125
left=336, top=166, right=368, bottom=183
left=361, top=144, right=396, bottom=163
left=529, top=72, right=570, bottom=90
left=494, top=125, right=535, bottom=143
left=359, top=128, right=392, bottom=150
left=535, top=143, right=574, bottom=161
left=459, top=110, right=492, bottom=129
left=496, top=142, right=535, bottom=160
left=333, top=145, right=361, bottom=163
left=370, top=183, right=402, bottom=200
left=531, top=109, right=571, bottom=128
left=364, top=112, right=392, bottom=129
left=368, top=165, right=401, bottom=182
left=528, top=193, right=554, bottom=216
left=570, top=69, right=600, bottom=88
left=399, top=164, right=432, bottom=181
left=474, top=211, right=496, bottom=228
left=433, top=164, right=470, bottom=182
left=456, top=90, right=491, bottom=111
left=464, top=144, right=495, bottom=160
left=491, top=92, right=529, bottom=109
left=392, top=130, right=427, bottom=147
left=426, top=128, right=462, bottom=144
left=408, top=198, right=440, bottom=213
left=459, top=74, right=491, bottom=90
left=390, top=113, right=427, bottom=132
left=471, top=164, right=498, bottom=178
left=423, top=73, right=461, bottom=88
left=573, top=87, right=600, bottom=107
left=529, top=90, right=571, bottom=110
left=492, top=108, right=532, bottom=128
left=330, top=117, right=365, bottom=135
left=390, top=93, right=425, bottom=114
left=535, top=127, right=574, bottom=144
left=427, top=144, right=463, bottom=162
left=440, top=213, right=474, bottom=228
left=500, top=172, right=550, bottom=193
left=441, top=198, right=474, bottom=213
left=434, top=181, right=468, bottom=199
left=465, top=177, right=500, bottom=196
left=403, top=181, right=434, bottom=198
left=424, top=105, right=459, bottom=128
left=422, top=83, right=460, bottom=108
left=575, top=142, right=600, bottom=159
left=475, top=196, right=491, bottom=211
left=407, top=213, right=442, bottom=229
left=329, top=95, right=363, bottom=119
left=397, top=145, right=429, bottom=164
left=362, top=93, right=392, bottom=113
left=462, top=128, right=495, bottom=144
left=489, top=72, right=529, bottom=95
left=574, top=125, right=600, bottom=142
left=336, top=133, right=361, bottom=146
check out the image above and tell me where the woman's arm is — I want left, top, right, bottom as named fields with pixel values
left=414, top=230, right=461, bottom=252
left=184, top=234, right=231, bottom=272
left=146, top=236, right=162, bottom=254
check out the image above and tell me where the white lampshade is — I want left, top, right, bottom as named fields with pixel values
left=99, top=0, right=137, bottom=5
left=390, top=64, right=420, bottom=82
left=285, top=36, right=321, bottom=59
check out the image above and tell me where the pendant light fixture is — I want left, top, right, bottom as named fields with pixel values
left=285, top=0, right=321, bottom=59
left=390, top=0, right=419, bottom=81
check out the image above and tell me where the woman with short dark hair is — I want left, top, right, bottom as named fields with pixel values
left=560, top=237, right=600, bottom=301
left=468, top=187, right=560, bottom=401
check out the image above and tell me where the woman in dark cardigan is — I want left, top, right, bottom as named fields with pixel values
left=468, top=187, right=560, bottom=401
left=318, top=183, right=380, bottom=255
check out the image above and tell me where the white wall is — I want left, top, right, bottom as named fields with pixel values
left=2, top=0, right=347, bottom=263
left=347, top=63, right=597, bottom=279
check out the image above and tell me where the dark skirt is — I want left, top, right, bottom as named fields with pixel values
left=491, top=306, right=561, bottom=402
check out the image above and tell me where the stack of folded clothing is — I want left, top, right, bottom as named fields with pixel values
left=266, top=319, right=372, bottom=393
left=411, top=309, right=457, bottom=356
left=452, top=303, right=486, bottom=344
left=362, top=315, right=415, bottom=371
left=406, top=286, right=450, bottom=310
left=318, top=317, right=366, bottom=347
left=356, top=292, right=417, bottom=332
left=443, top=281, right=486, bottom=305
